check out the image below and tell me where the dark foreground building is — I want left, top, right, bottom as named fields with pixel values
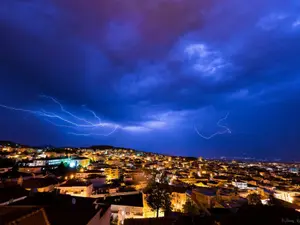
left=0, top=193, right=111, bottom=225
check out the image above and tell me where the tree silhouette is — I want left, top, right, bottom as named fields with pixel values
left=233, top=187, right=239, bottom=196
left=145, top=173, right=172, bottom=218
left=247, top=193, right=262, bottom=205
left=146, top=182, right=171, bottom=217
left=183, top=199, right=200, bottom=215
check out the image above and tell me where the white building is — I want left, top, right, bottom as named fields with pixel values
left=274, top=190, right=300, bottom=204
left=57, top=180, right=93, bottom=197
left=97, top=194, right=143, bottom=225
left=232, top=181, right=248, bottom=189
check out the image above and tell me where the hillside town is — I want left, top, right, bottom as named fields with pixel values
left=0, top=141, right=299, bottom=225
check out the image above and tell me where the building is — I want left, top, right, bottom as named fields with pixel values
left=70, top=157, right=90, bottom=168
left=124, top=216, right=215, bottom=225
left=192, top=187, right=217, bottom=209
left=19, top=166, right=42, bottom=174
left=232, top=181, right=248, bottom=189
left=0, top=186, right=28, bottom=206
left=57, top=180, right=93, bottom=197
left=289, top=168, right=299, bottom=174
left=20, top=157, right=90, bottom=168
left=169, top=186, right=188, bottom=212
left=105, top=167, right=120, bottom=180
left=21, top=177, right=60, bottom=193
left=1, top=193, right=111, bottom=225
left=274, top=189, right=300, bottom=204
left=97, top=193, right=143, bottom=225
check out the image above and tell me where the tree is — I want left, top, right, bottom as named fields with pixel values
left=268, top=194, right=282, bottom=206
left=146, top=182, right=172, bottom=217
left=77, top=165, right=83, bottom=172
left=233, top=187, right=239, bottom=196
left=0, top=158, right=16, bottom=168
left=247, top=193, right=262, bottom=205
left=183, top=199, right=200, bottom=215
left=53, top=162, right=74, bottom=176
left=145, top=173, right=172, bottom=218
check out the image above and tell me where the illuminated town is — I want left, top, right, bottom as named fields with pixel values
left=0, top=140, right=299, bottom=224
left=1, top=0, right=300, bottom=224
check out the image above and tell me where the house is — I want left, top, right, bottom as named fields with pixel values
left=0, top=167, right=12, bottom=174
left=192, top=187, right=217, bottom=209
left=0, top=170, right=40, bottom=182
left=75, top=170, right=106, bottom=187
left=19, top=166, right=43, bottom=174
left=274, top=188, right=300, bottom=204
left=232, top=181, right=248, bottom=189
left=169, top=186, right=188, bottom=213
left=96, top=193, right=144, bottom=225
left=22, top=177, right=60, bottom=192
left=142, top=185, right=188, bottom=218
left=0, top=206, right=49, bottom=225
left=57, top=180, right=93, bottom=197
left=0, top=186, right=28, bottom=206
left=1, top=193, right=111, bottom=225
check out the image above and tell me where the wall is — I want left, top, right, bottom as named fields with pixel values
left=171, top=192, right=187, bottom=212
left=57, top=184, right=93, bottom=197
left=274, top=190, right=300, bottom=204
left=38, top=185, right=55, bottom=193
left=87, top=207, right=111, bottom=225
left=91, top=191, right=140, bottom=198
left=192, top=191, right=214, bottom=208
left=110, top=205, right=143, bottom=225
left=90, top=177, right=106, bottom=188
left=19, top=167, right=42, bottom=174
left=25, top=185, right=55, bottom=193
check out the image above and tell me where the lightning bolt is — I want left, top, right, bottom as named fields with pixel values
left=0, top=96, right=118, bottom=137
left=39, top=95, right=97, bottom=126
left=194, top=112, right=231, bottom=139
left=82, top=105, right=102, bottom=125
left=67, top=125, right=119, bottom=137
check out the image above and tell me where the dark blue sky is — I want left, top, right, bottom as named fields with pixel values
left=1, top=0, right=300, bottom=160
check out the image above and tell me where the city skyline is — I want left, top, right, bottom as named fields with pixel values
left=1, top=0, right=300, bottom=160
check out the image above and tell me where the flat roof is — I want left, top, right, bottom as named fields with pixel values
left=97, top=193, right=143, bottom=207
left=10, top=193, right=110, bottom=225
left=59, top=180, right=92, bottom=187
left=194, top=187, right=217, bottom=196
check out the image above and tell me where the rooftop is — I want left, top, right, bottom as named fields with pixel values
left=71, top=157, right=89, bottom=160
left=9, top=193, right=110, bottom=225
left=59, top=180, right=92, bottom=187
left=194, top=187, right=217, bottom=196
left=96, top=193, right=143, bottom=207
left=0, top=206, right=46, bottom=225
left=0, top=186, right=28, bottom=204
left=22, top=177, right=59, bottom=189
left=0, top=171, right=32, bottom=179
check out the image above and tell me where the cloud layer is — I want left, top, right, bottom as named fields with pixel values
left=0, top=0, right=300, bottom=160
